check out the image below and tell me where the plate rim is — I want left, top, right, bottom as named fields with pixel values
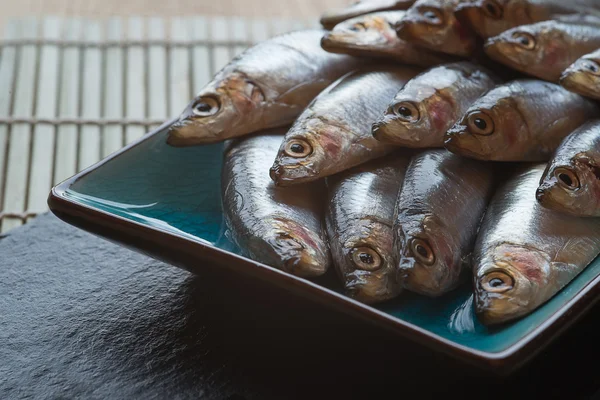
left=46, top=120, right=600, bottom=375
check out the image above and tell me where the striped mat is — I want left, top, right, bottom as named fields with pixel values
left=0, top=16, right=318, bottom=233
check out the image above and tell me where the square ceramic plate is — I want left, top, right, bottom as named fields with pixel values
left=48, top=121, right=600, bottom=375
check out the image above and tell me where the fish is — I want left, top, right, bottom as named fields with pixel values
left=445, top=79, right=598, bottom=161
left=537, top=120, right=600, bottom=217
left=473, top=163, right=600, bottom=325
left=221, top=130, right=331, bottom=278
left=454, top=0, right=600, bottom=39
left=484, top=20, right=600, bottom=82
left=166, top=30, right=364, bottom=147
left=320, top=0, right=416, bottom=30
left=320, top=11, right=451, bottom=67
left=325, top=154, right=411, bottom=304
left=395, top=0, right=477, bottom=57
left=394, top=150, right=494, bottom=297
left=270, top=66, right=420, bottom=186
left=372, top=62, right=498, bottom=148
left=560, top=48, right=600, bottom=100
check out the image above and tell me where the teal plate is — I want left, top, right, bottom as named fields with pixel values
left=48, top=121, right=600, bottom=374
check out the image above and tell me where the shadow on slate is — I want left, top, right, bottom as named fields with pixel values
left=1, top=213, right=600, bottom=399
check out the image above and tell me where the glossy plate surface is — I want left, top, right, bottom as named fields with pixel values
left=48, top=123, right=600, bottom=374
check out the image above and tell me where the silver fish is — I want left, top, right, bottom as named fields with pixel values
left=270, top=66, right=420, bottom=186
left=321, top=11, right=451, bottom=67
left=395, top=150, right=494, bottom=297
left=445, top=79, right=598, bottom=161
left=320, top=0, right=416, bottom=30
left=474, top=163, right=600, bottom=325
left=221, top=130, right=331, bottom=278
left=537, top=120, right=600, bottom=217
left=167, top=30, right=363, bottom=146
left=395, top=0, right=477, bottom=57
left=373, top=62, right=498, bottom=148
left=484, top=20, right=600, bottom=82
left=325, top=154, right=411, bottom=304
left=560, top=48, right=600, bottom=100
left=454, top=0, right=600, bottom=39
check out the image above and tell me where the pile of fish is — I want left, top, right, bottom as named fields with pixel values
left=167, top=0, right=600, bottom=327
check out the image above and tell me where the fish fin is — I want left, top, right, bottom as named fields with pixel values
left=275, top=79, right=331, bottom=105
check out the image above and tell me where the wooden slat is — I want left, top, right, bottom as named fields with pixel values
left=78, top=19, right=103, bottom=171
left=27, top=17, right=61, bottom=217
left=53, top=18, right=81, bottom=185
left=168, top=17, right=192, bottom=117
left=250, top=18, right=270, bottom=45
left=125, top=17, right=146, bottom=144
left=230, top=16, right=248, bottom=57
left=102, top=17, right=124, bottom=158
left=0, top=22, right=18, bottom=232
left=1, top=18, right=39, bottom=232
left=210, top=17, right=231, bottom=75
left=191, top=17, right=211, bottom=94
left=147, top=17, right=167, bottom=129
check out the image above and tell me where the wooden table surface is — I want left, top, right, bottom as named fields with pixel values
left=0, top=0, right=348, bottom=33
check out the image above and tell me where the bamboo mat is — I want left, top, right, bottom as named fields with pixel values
left=0, top=16, right=320, bottom=233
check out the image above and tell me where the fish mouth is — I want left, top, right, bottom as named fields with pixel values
left=394, top=19, right=418, bottom=41
left=444, top=128, right=485, bottom=160
left=269, top=162, right=319, bottom=186
left=372, top=120, right=408, bottom=144
left=344, top=273, right=399, bottom=304
left=262, top=219, right=330, bottom=278
left=166, top=120, right=222, bottom=146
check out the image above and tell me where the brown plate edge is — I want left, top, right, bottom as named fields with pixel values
left=46, top=121, right=600, bottom=376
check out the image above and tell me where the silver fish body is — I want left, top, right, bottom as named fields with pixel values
left=320, top=0, right=416, bottom=30
left=474, top=164, right=600, bottom=325
left=167, top=30, right=363, bottom=146
left=395, top=150, right=494, bottom=297
left=373, top=62, right=498, bottom=148
left=222, top=130, right=331, bottom=278
left=484, top=20, right=600, bottom=82
left=454, top=0, right=600, bottom=39
left=445, top=79, right=598, bottom=161
left=321, top=11, right=451, bottom=67
left=560, top=48, right=600, bottom=100
left=326, top=154, right=412, bottom=304
left=537, top=120, right=600, bottom=217
left=270, top=66, right=420, bottom=186
left=395, top=0, right=477, bottom=57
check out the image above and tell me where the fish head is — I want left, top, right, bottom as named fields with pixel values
left=396, top=0, right=475, bottom=56
left=445, top=93, right=525, bottom=160
left=321, top=13, right=397, bottom=52
left=256, top=217, right=331, bottom=278
left=396, top=215, right=462, bottom=296
left=373, top=86, right=454, bottom=146
left=536, top=154, right=600, bottom=216
left=560, top=56, right=600, bottom=99
left=167, top=72, right=266, bottom=146
left=474, top=244, right=550, bottom=325
left=270, top=118, right=349, bottom=186
left=340, top=219, right=400, bottom=304
left=454, top=0, right=531, bottom=39
left=484, top=23, right=565, bottom=80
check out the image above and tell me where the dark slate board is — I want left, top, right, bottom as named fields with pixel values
left=1, top=214, right=600, bottom=399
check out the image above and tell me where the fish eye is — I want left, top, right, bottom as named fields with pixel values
left=481, top=271, right=514, bottom=293
left=554, top=167, right=580, bottom=191
left=411, top=239, right=435, bottom=266
left=467, top=111, right=495, bottom=136
left=284, top=139, right=312, bottom=158
left=512, top=32, right=536, bottom=50
left=349, top=22, right=368, bottom=32
left=394, top=101, right=420, bottom=123
left=420, top=8, right=443, bottom=25
left=583, top=60, right=600, bottom=75
left=192, top=97, right=220, bottom=117
left=482, top=0, right=503, bottom=19
left=351, top=247, right=382, bottom=271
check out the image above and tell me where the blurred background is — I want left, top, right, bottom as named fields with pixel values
left=0, top=0, right=348, bottom=32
